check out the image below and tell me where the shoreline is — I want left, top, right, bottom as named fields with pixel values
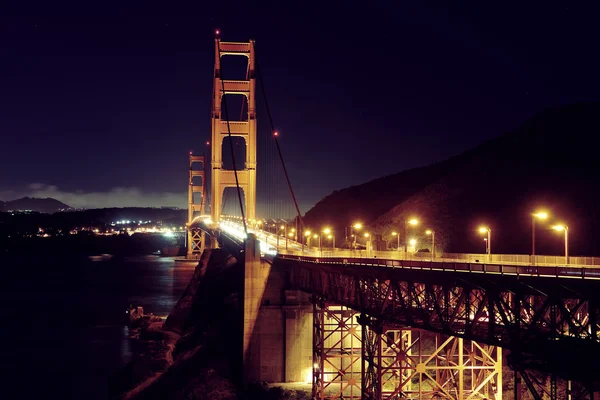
left=111, top=318, right=181, bottom=399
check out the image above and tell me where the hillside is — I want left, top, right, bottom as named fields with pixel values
left=1, top=197, right=72, bottom=213
left=303, top=103, right=600, bottom=256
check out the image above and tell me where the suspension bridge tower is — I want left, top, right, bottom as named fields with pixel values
left=210, top=38, right=257, bottom=223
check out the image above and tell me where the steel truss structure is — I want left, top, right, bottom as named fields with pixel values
left=359, top=315, right=502, bottom=399
left=278, top=257, right=600, bottom=395
left=187, top=153, right=206, bottom=258
left=313, top=299, right=362, bottom=399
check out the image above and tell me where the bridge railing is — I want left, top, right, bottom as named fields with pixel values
left=278, top=254, right=600, bottom=280
left=218, top=219, right=600, bottom=266
left=278, top=247, right=600, bottom=267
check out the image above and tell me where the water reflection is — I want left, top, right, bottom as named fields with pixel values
left=1, top=254, right=195, bottom=400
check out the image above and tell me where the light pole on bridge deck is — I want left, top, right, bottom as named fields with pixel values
left=552, top=224, right=569, bottom=264
left=532, top=211, right=548, bottom=265
left=391, top=231, right=400, bottom=251
left=303, top=230, right=311, bottom=254
left=279, top=224, right=287, bottom=251
left=314, top=234, right=321, bottom=256
left=323, top=228, right=334, bottom=253
left=479, top=226, right=491, bottom=261
left=351, top=223, right=362, bottom=251
left=364, top=232, right=371, bottom=257
left=426, top=229, right=435, bottom=259
left=404, top=218, right=419, bottom=253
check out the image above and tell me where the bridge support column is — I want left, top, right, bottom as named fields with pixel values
left=243, top=233, right=266, bottom=385
left=312, top=299, right=362, bottom=399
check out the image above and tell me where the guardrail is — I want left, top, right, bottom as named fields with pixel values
left=277, top=254, right=600, bottom=280
left=217, top=220, right=600, bottom=267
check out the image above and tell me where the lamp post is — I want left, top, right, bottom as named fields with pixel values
left=314, top=234, right=321, bottom=256
left=552, top=224, right=569, bottom=264
left=305, top=230, right=311, bottom=246
left=280, top=224, right=289, bottom=251
left=364, top=233, right=370, bottom=257
left=323, top=228, right=334, bottom=249
left=391, top=231, right=400, bottom=250
left=532, top=211, right=548, bottom=265
left=408, top=238, right=417, bottom=259
left=479, top=227, right=491, bottom=261
left=404, top=218, right=419, bottom=253
left=303, top=230, right=311, bottom=254
left=425, top=230, right=435, bottom=259
left=352, top=223, right=362, bottom=250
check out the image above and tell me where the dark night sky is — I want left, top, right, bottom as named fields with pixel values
left=1, top=2, right=599, bottom=212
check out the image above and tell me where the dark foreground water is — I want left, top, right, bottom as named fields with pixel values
left=0, top=252, right=195, bottom=399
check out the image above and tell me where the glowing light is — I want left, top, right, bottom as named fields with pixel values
left=407, top=219, right=418, bottom=226
left=353, top=223, right=362, bottom=229
left=273, top=131, right=279, bottom=137
left=323, top=228, right=331, bottom=234
left=313, top=234, right=318, bottom=239
left=327, top=234, right=332, bottom=239
left=534, top=211, right=548, bottom=219
left=552, top=225, right=567, bottom=231
left=364, top=233, right=370, bottom=238
left=215, top=29, right=220, bottom=35
left=409, top=239, right=417, bottom=246
left=425, top=230, right=432, bottom=235
left=391, top=231, right=398, bottom=236
left=479, top=227, right=489, bottom=233
left=302, top=367, right=312, bottom=383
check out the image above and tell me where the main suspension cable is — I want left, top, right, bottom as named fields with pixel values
left=252, top=40, right=305, bottom=231
left=216, top=34, right=247, bottom=234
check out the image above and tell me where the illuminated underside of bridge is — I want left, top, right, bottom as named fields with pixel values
left=277, top=255, right=600, bottom=398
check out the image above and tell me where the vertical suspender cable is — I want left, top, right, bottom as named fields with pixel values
left=216, top=36, right=247, bottom=234
left=252, top=41, right=305, bottom=231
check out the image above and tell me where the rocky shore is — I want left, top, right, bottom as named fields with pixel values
left=109, top=248, right=310, bottom=400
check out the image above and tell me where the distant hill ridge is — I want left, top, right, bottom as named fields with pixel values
left=303, top=102, right=600, bottom=256
left=0, top=197, right=72, bottom=213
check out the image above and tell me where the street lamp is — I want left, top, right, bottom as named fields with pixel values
left=532, top=211, right=548, bottom=265
left=305, top=230, right=311, bottom=246
left=352, top=223, right=362, bottom=250
left=404, top=218, right=419, bottom=253
left=479, top=227, right=491, bottom=260
left=314, top=234, right=321, bottom=255
left=409, top=238, right=417, bottom=252
left=552, top=224, right=569, bottom=264
left=425, top=230, right=435, bottom=259
left=364, top=232, right=370, bottom=256
left=391, top=231, right=400, bottom=250
left=323, top=228, right=335, bottom=250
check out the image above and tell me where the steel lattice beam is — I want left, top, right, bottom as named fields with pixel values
left=312, top=298, right=362, bottom=399
left=278, top=258, right=600, bottom=390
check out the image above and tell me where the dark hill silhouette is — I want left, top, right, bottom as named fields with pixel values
left=2, top=197, right=72, bottom=213
left=303, top=103, right=600, bottom=256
